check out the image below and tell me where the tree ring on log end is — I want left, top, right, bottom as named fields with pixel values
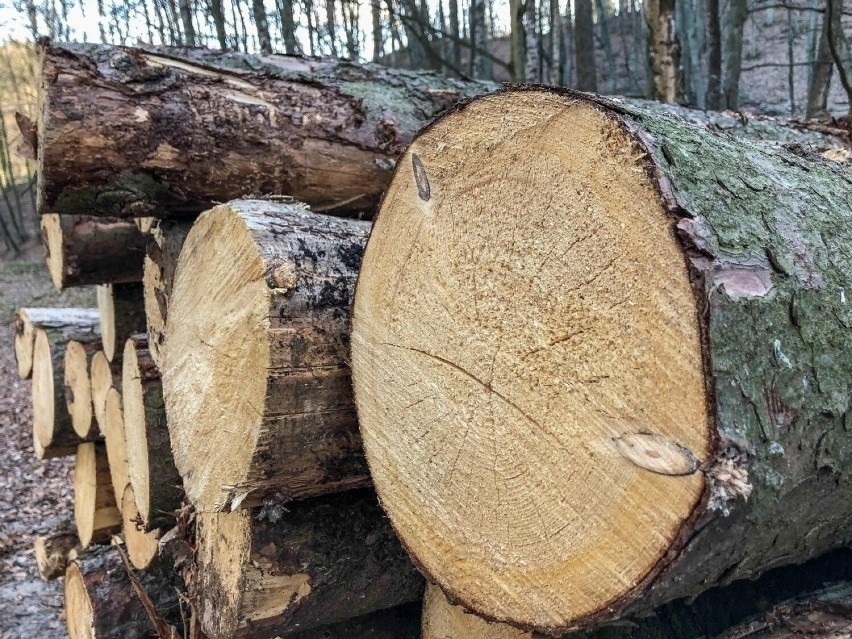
left=65, top=561, right=95, bottom=639
left=32, top=329, right=56, bottom=449
left=41, top=214, right=66, bottom=291
left=352, top=91, right=712, bottom=632
left=64, top=341, right=94, bottom=438
left=162, top=205, right=269, bottom=512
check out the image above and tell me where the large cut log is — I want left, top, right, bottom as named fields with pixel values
left=41, top=214, right=145, bottom=290
left=289, top=603, right=422, bottom=639
left=33, top=328, right=100, bottom=458
left=63, top=337, right=102, bottom=440
left=102, top=388, right=130, bottom=515
left=163, top=200, right=370, bottom=512
left=91, top=350, right=121, bottom=431
left=121, top=484, right=162, bottom=570
left=351, top=89, right=852, bottom=634
left=74, top=442, right=121, bottom=547
left=64, top=545, right=180, bottom=639
left=123, top=335, right=181, bottom=528
left=423, top=584, right=530, bottom=639
left=37, top=43, right=492, bottom=219
left=97, top=283, right=146, bottom=362
left=14, top=307, right=99, bottom=379
left=143, top=219, right=191, bottom=368
left=195, top=490, right=423, bottom=639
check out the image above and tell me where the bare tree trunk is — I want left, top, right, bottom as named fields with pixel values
left=449, top=0, right=461, bottom=68
left=304, top=0, right=317, bottom=54
left=826, top=0, right=852, bottom=114
left=372, top=0, right=383, bottom=60
left=549, top=0, right=563, bottom=84
left=596, top=0, right=617, bottom=92
left=722, top=0, right=746, bottom=109
left=178, top=0, right=196, bottom=44
left=252, top=0, right=272, bottom=52
left=706, top=0, right=721, bottom=109
left=524, top=0, right=540, bottom=81
left=806, top=2, right=833, bottom=118
left=509, top=0, right=525, bottom=80
left=787, top=6, right=796, bottom=114
left=471, top=0, right=490, bottom=78
left=210, top=0, right=228, bottom=47
left=645, top=0, right=684, bottom=103
left=326, top=0, right=338, bottom=55
left=574, top=0, right=596, bottom=91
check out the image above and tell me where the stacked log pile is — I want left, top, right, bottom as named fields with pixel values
left=12, top=40, right=852, bottom=639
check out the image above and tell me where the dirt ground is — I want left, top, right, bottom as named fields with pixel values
left=0, top=252, right=94, bottom=639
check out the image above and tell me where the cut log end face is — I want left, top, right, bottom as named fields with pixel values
left=103, top=387, right=130, bottom=514
left=122, top=484, right=160, bottom=570
left=97, top=285, right=117, bottom=361
left=32, top=329, right=56, bottom=449
left=162, top=204, right=272, bottom=512
left=65, top=562, right=95, bottom=639
left=422, top=584, right=532, bottom=639
left=64, top=341, right=95, bottom=438
left=352, top=92, right=712, bottom=631
left=122, top=337, right=156, bottom=524
left=91, top=351, right=115, bottom=430
left=41, top=214, right=66, bottom=291
left=14, top=309, right=35, bottom=378
left=74, top=442, right=121, bottom=547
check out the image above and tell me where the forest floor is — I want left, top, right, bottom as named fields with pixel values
left=0, top=245, right=94, bottom=639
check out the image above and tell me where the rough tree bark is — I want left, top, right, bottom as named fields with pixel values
left=194, top=490, right=424, bottom=639
left=97, top=282, right=146, bottom=362
left=644, top=0, right=684, bottom=103
left=40, top=214, right=145, bottom=290
left=352, top=88, right=852, bottom=634
left=15, top=307, right=99, bottom=379
left=123, top=334, right=181, bottom=529
left=36, top=43, right=490, bottom=219
left=64, top=545, right=180, bottom=639
left=162, top=200, right=370, bottom=512
left=34, top=515, right=81, bottom=581
left=142, top=219, right=192, bottom=369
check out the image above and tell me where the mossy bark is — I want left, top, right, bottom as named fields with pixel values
left=581, top=92, right=852, bottom=617
left=37, top=43, right=493, bottom=219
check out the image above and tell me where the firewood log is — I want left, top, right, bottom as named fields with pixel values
left=74, top=442, right=121, bottom=547
left=33, top=328, right=99, bottom=458
left=422, top=584, right=531, bottom=639
left=63, top=337, right=102, bottom=440
left=37, top=42, right=492, bottom=219
left=14, top=307, right=99, bottom=379
left=163, top=200, right=370, bottom=512
left=194, top=490, right=423, bottom=639
left=97, top=283, right=146, bottom=362
left=121, top=484, right=162, bottom=571
left=64, top=545, right=180, bottom=639
left=90, top=350, right=121, bottom=431
left=123, top=335, right=180, bottom=529
left=102, top=387, right=130, bottom=515
left=35, top=522, right=81, bottom=581
left=41, top=214, right=144, bottom=290
left=142, top=219, right=191, bottom=368
left=351, top=88, right=852, bottom=634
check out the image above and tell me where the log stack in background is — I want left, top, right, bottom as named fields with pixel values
left=13, top=40, right=852, bottom=639
left=13, top=39, right=493, bottom=639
